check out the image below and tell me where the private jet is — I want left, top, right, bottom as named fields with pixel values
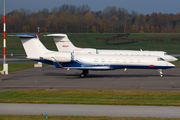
left=9, top=34, right=175, bottom=77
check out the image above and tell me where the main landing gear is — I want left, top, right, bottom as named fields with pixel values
left=80, top=70, right=89, bottom=78
left=158, top=69, right=163, bottom=77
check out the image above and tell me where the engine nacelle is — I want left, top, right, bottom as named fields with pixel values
left=40, top=51, right=72, bottom=62
left=73, top=48, right=97, bottom=54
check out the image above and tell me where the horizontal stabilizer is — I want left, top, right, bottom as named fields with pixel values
left=8, top=34, right=37, bottom=38
left=44, top=34, right=67, bottom=38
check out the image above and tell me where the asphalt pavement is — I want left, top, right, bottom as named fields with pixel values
left=1, top=103, right=180, bottom=118
left=0, top=65, right=180, bottom=91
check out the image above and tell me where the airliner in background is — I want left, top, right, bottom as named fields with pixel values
left=9, top=34, right=175, bottom=78
left=45, top=34, right=178, bottom=62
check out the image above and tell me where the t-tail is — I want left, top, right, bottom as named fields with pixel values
left=45, top=34, right=79, bottom=52
left=8, top=34, right=51, bottom=60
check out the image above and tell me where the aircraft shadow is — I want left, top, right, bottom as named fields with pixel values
left=47, top=73, right=179, bottom=79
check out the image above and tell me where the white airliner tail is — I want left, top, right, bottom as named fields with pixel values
left=45, top=34, right=79, bottom=52
left=9, top=34, right=50, bottom=58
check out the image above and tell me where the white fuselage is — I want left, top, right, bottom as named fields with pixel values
left=97, top=50, right=177, bottom=62
left=40, top=51, right=175, bottom=70
left=46, top=34, right=178, bottom=62
left=72, top=54, right=174, bottom=69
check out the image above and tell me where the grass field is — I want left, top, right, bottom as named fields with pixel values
left=0, top=33, right=180, bottom=53
left=0, top=63, right=34, bottom=72
left=1, top=90, right=180, bottom=106
left=0, top=115, right=180, bottom=120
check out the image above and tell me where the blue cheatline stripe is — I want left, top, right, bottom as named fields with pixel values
left=60, top=61, right=174, bottom=70
left=31, top=59, right=174, bottom=70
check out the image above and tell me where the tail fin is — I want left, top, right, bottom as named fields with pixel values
left=9, top=34, right=50, bottom=58
left=45, top=34, right=79, bottom=52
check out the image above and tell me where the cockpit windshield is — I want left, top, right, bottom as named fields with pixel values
left=157, top=58, right=165, bottom=61
left=164, top=52, right=169, bottom=55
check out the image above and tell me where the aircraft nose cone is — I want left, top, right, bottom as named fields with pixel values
left=168, top=62, right=175, bottom=68
left=172, top=57, right=178, bottom=62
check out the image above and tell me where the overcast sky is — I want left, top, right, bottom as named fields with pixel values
left=0, top=0, right=180, bottom=15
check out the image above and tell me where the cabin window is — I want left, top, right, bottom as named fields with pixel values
left=116, top=59, right=119, bottom=63
left=123, top=59, right=126, bottom=63
left=94, top=58, right=98, bottom=62
left=101, top=58, right=106, bottom=62
left=109, top=59, right=112, bottom=62
left=130, top=59, right=134, bottom=63
left=137, top=59, right=141, bottom=63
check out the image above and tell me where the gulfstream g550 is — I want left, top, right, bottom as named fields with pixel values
left=9, top=34, right=175, bottom=77
left=45, top=34, right=177, bottom=62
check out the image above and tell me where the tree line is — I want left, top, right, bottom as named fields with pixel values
left=1, top=4, right=180, bottom=33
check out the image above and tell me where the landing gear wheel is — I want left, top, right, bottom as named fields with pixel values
left=158, top=69, right=163, bottom=77
left=80, top=73, right=85, bottom=78
left=80, top=70, right=89, bottom=78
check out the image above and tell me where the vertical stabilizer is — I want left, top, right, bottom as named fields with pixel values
left=45, top=34, right=79, bottom=52
left=9, top=34, right=50, bottom=58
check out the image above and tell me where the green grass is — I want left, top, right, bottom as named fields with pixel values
left=175, top=57, right=180, bottom=62
left=1, top=90, right=180, bottom=106
left=7, top=59, right=35, bottom=62
left=173, top=57, right=180, bottom=65
left=0, top=33, right=180, bottom=53
left=1, top=115, right=180, bottom=120
left=0, top=63, right=34, bottom=72
left=66, top=33, right=180, bottom=53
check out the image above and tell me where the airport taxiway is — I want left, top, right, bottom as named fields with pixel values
left=0, top=65, right=180, bottom=91
left=1, top=103, right=180, bottom=118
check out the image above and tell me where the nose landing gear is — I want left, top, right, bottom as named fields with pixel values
left=158, top=69, right=163, bottom=77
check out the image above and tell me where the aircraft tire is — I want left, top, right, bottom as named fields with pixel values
left=160, top=74, right=163, bottom=77
left=80, top=73, right=85, bottom=78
